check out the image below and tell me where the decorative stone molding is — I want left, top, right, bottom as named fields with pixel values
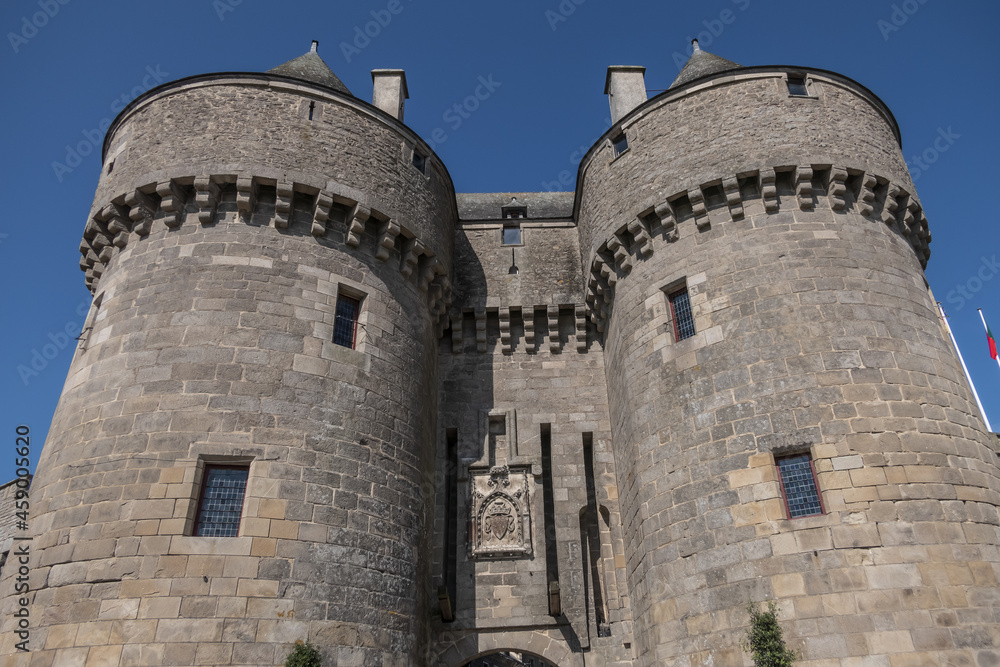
left=194, top=176, right=220, bottom=225
left=583, top=165, right=932, bottom=334
left=723, top=177, right=743, bottom=219
left=155, top=180, right=185, bottom=228
left=275, top=182, right=295, bottom=229
left=346, top=203, right=369, bottom=247
left=795, top=165, right=814, bottom=210
left=499, top=308, right=512, bottom=354
left=523, top=306, right=536, bottom=352
left=547, top=306, right=560, bottom=353
left=828, top=167, right=848, bottom=211
left=444, top=304, right=589, bottom=355
left=236, top=176, right=257, bottom=216
left=475, top=309, right=487, bottom=353
left=759, top=168, right=779, bottom=212
left=125, top=188, right=156, bottom=236
left=859, top=174, right=877, bottom=218
left=689, top=187, right=709, bottom=229
left=310, top=191, right=334, bottom=237
left=79, top=173, right=453, bottom=315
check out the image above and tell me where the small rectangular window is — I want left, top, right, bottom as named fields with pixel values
left=787, top=75, right=808, bottom=97
left=194, top=465, right=249, bottom=537
left=502, top=225, right=522, bottom=246
left=412, top=149, right=427, bottom=173
left=333, top=293, right=361, bottom=349
left=612, top=132, right=629, bottom=157
left=668, top=287, right=695, bottom=341
left=776, top=454, right=824, bottom=518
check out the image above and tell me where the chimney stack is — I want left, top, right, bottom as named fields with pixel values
left=371, top=69, right=409, bottom=121
left=604, top=66, right=647, bottom=124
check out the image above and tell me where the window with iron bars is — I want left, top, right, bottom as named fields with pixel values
left=194, top=465, right=249, bottom=537
left=667, top=286, right=695, bottom=341
left=333, top=293, right=361, bottom=349
left=776, top=453, right=824, bottom=518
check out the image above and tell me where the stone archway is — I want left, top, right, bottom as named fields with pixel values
left=433, top=628, right=579, bottom=667
left=464, top=651, right=558, bottom=667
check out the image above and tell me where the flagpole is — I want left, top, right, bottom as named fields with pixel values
left=938, top=303, right=992, bottom=432
left=979, top=308, right=1000, bottom=371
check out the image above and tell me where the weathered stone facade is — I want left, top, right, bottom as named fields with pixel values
left=1, top=42, right=998, bottom=666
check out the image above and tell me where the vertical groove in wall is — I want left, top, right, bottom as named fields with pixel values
left=444, top=427, right=458, bottom=609
left=582, top=432, right=607, bottom=633
left=540, top=424, right=559, bottom=587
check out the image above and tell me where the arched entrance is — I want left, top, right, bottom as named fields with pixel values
left=464, top=652, right=558, bottom=667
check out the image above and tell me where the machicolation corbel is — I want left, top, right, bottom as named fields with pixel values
left=155, top=180, right=185, bottom=228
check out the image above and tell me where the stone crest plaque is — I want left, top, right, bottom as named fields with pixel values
left=469, top=465, right=532, bottom=559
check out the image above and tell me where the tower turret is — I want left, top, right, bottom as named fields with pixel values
left=6, top=42, right=455, bottom=665
left=577, top=46, right=995, bottom=665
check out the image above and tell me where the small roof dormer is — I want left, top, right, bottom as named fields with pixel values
left=267, top=40, right=353, bottom=96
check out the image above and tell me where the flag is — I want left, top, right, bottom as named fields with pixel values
left=989, top=320, right=998, bottom=361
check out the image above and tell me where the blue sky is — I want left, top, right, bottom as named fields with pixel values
left=1, top=0, right=998, bottom=483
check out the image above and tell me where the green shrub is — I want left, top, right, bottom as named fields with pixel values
left=284, top=640, right=322, bottom=667
left=741, top=600, right=797, bottom=667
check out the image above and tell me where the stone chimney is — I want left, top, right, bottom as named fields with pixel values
left=371, top=69, right=409, bottom=121
left=604, top=66, right=647, bottom=124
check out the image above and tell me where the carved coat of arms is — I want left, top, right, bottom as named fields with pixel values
left=469, top=466, right=532, bottom=559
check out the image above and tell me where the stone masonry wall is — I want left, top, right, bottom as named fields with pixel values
left=0, top=205, right=440, bottom=666
left=0, top=73, right=456, bottom=666
left=576, top=69, right=1000, bottom=665
left=431, top=303, right=633, bottom=666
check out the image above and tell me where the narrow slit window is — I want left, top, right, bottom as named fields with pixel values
left=194, top=465, right=249, bottom=537
left=612, top=132, right=628, bottom=157
left=333, top=293, right=361, bottom=349
left=787, top=74, right=808, bottom=97
left=308, top=101, right=315, bottom=120
left=668, top=287, right=695, bottom=341
left=776, top=453, right=824, bottom=518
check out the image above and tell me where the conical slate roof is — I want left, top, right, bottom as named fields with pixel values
left=267, top=41, right=352, bottom=96
left=670, top=40, right=742, bottom=89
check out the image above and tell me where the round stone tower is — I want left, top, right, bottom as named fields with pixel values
left=4, top=43, right=454, bottom=665
left=580, top=45, right=999, bottom=665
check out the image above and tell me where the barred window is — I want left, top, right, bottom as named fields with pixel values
left=333, top=293, right=361, bottom=349
left=776, top=454, right=824, bottom=518
left=194, top=465, right=249, bottom=537
left=668, top=287, right=695, bottom=341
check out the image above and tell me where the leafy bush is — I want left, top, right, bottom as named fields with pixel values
left=741, top=600, right=797, bottom=667
left=285, top=640, right=322, bottom=667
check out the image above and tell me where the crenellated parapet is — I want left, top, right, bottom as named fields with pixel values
left=80, top=172, right=453, bottom=330
left=584, top=164, right=932, bottom=333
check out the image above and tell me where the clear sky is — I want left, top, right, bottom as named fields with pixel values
left=1, top=0, right=998, bottom=483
